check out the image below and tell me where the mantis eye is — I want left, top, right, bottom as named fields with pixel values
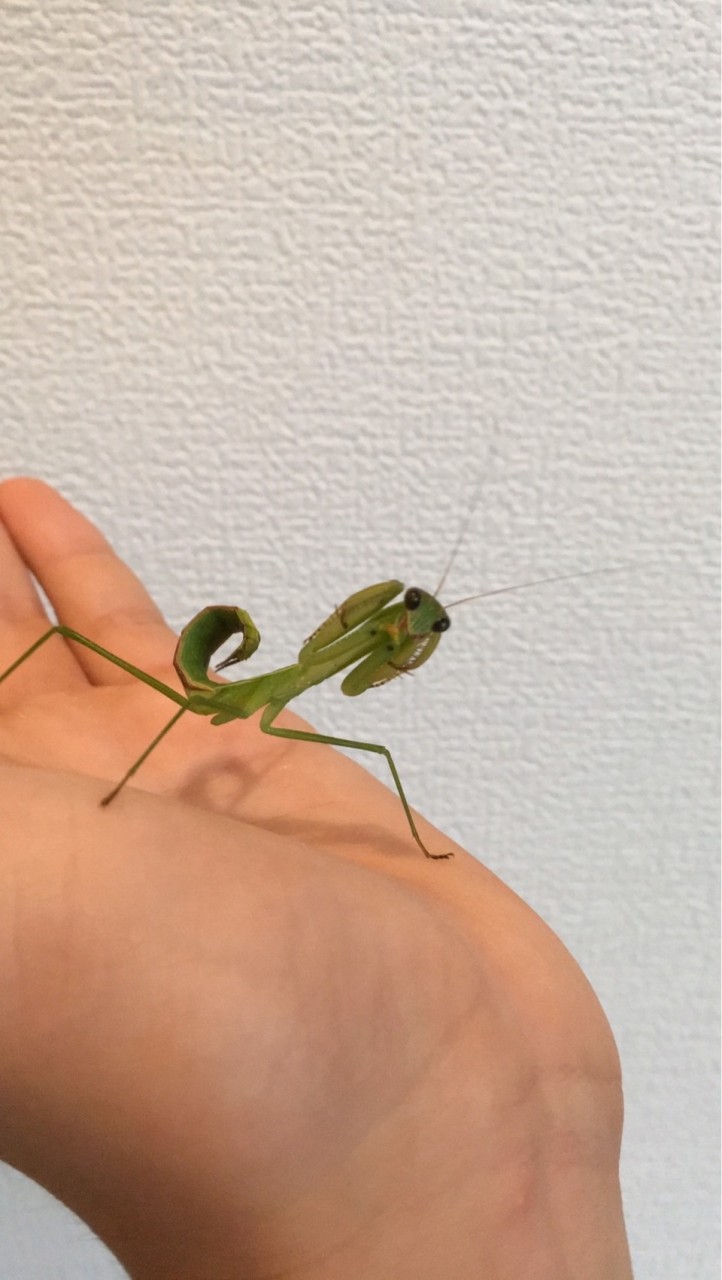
left=404, top=588, right=422, bottom=610
left=432, top=615, right=450, bottom=633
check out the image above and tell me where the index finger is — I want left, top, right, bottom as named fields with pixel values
left=0, top=479, right=179, bottom=687
left=0, top=510, right=88, bottom=702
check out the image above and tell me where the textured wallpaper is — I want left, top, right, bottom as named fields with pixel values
left=0, top=3, right=718, bottom=1277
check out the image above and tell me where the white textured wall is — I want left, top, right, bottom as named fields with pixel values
left=0, top=4, right=718, bottom=1277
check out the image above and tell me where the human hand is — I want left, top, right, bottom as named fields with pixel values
left=0, top=479, right=632, bottom=1279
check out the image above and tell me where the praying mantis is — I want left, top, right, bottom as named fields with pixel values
left=0, top=581, right=454, bottom=858
left=0, top=551, right=620, bottom=860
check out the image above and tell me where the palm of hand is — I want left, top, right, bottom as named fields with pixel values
left=0, top=480, right=630, bottom=1280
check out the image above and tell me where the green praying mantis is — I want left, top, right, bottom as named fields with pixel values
left=0, top=555, right=620, bottom=860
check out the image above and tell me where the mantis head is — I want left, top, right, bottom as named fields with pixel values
left=402, top=587, right=451, bottom=638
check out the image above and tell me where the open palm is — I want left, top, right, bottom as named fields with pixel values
left=0, top=479, right=632, bottom=1280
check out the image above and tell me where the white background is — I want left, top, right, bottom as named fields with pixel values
left=0, top=3, right=718, bottom=1277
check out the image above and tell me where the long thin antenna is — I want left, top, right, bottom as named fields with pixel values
left=444, top=563, right=633, bottom=610
left=434, top=478, right=485, bottom=597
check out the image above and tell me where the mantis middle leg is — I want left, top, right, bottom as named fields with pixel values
left=258, top=704, right=453, bottom=860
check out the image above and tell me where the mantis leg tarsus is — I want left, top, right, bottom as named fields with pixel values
left=259, top=705, right=453, bottom=860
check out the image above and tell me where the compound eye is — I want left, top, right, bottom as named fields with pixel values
left=404, top=587, right=422, bottom=610
left=432, top=615, right=451, bottom=633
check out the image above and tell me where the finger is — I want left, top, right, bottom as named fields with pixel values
left=0, top=479, right=179, bottom=687
left=0, top=505, right=88, bottom=708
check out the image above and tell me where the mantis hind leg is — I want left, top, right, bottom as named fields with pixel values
left=0, top=626, right=189, bottom=706
left=0, top=625, right=191, bottom=805
left=259, top=705, right=453, bottom=860
left=100, top=706, right=188, bottom=805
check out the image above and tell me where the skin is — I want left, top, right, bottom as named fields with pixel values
left=0, top=478, right=634, bottom=1280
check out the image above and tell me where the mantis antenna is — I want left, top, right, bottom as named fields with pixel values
left=443, top=563, right=634, bottom=610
